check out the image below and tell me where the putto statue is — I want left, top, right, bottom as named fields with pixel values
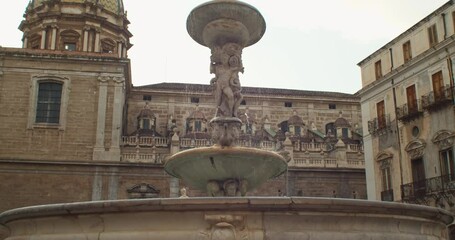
left=210, top=43, right=244, bottom=118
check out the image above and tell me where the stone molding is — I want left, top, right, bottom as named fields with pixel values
left=405, top=139, right=426, bottom=160
left=432, top=130, right=455, bottom=150
left=0, top=198, right=452, bottom=240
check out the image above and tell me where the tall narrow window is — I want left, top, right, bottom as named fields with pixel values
left=402, top=41, right=412, bottom=63
left=36, top=82, right=62, bottom=123
left=406, top=85, right=418, bottom=114
left=195, top=120, right=202, bottom=132
left=382, top=167, right=392, bottom=191
left=376, top=100, right=386, bottom=129
left=374, top=60, right=382, bottom=80
left=440, top=148, right=454, bottom=180
left=428, top=24, right=438, bottom=47
left=411, top=158, right=426, bottom=197
left=432, top=71, right=444, bottom=101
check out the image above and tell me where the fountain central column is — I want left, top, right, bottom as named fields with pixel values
left=186, top=0, right=266, bottom=148
left=165, top=0, right=286, bottom=197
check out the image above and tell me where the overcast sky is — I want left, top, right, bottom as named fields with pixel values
left=0, top=0, right=449, bottom=94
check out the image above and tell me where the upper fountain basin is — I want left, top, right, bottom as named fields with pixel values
left=187, top=0, right=266, bottom=48
left=164, top=146, right=287, bottom=192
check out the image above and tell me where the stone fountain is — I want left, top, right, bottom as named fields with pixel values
left=0, top=1, right=453, bottom=239
left=164, top=0, right=287, bottom=197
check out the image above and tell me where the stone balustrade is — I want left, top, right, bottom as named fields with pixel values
left=293, top=157, right=364, bottom=169
left=121, top=152, right=165, bottom=164
left=121, top=136, right=168, bottom=147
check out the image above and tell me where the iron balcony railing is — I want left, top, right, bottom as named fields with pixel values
left=396, top=99, right=423, bottom=122
left=380, top=189, right=394, bottom=202
left=422, top=85, right=454, bottom=111
left=367, top=114, right=391, bottom=135
left=401, top=174, right=455, bottom=204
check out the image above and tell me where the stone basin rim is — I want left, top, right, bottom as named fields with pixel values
left=163, top=146, right=288, bottom=191
left=0, top=197, right=453, bottom=225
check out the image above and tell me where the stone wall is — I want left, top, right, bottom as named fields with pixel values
left=0, top=160, right=169, bottom=212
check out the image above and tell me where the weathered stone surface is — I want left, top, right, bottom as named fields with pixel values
left=0, top=198, right=451, bottom=240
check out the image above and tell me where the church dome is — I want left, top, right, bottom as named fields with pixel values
left=31, top=0, right=124, bottom=14
left=21, top=0, right=131, bottom=55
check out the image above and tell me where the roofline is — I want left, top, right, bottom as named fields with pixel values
left=132, top=82, right=360, bottom=100
left=357, top=0, right=453, bottom=66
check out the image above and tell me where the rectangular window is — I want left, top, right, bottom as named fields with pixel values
left=294, top=126, right=301, bottom=136
left=375, top=60, right=382, bottom=80
left=64, top=43, right=76, bottom=51
left=142, top=119, right=150, bottom=130
left=428, top=24, right=438, bottom=47
left=342, top=128, right=349, bottom=138
left=329, top=103, right=336, bottom=109
left=406, top=85, right=418, bottom=113
left=36, top=82, right=62, bottom=124
left=382, top=167, right=392, bottom=191
left=195, top=120, right=202, bottom=132
left=143, top=95, right=152, bottom=101
left=402, top=41, right=412, bottom=63
left=376, top=100, right=386, bottom=129
left=191, top=97, right=200, bottom=103
left=284, top=102, right=292, bottom=108
left=432, top=71, right=444, bottom=101
left=440, top=148, right=454, bottom=180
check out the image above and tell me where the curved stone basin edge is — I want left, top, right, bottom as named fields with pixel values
left=0, top=197, right=453, bottom=225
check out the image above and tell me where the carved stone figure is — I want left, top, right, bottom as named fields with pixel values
left=210, top=43, right=244, bottom=118
left=179, top=187, right=189, bottom=198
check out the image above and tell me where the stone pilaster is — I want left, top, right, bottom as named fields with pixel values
left=83, top=26, right=90, bottom=52
left=169, top=132, right=180, bottom=197
left=94, top=29, right=101, bottom=52
left=50, top=25, right=58, bottom=50
left=93, top=75, right=109, bottom=160
left=109, top=76, right=125, bottom=160
left=40, top=27, right=46, bottom=49
left=117, top=41, right=123, bottom=58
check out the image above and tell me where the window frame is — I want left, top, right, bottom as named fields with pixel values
left=402, top=40, right=412, bottom=63
left=428, top=24, right=438, bottom=47
left=28, top=75, right=71, bottom=130
left=374, top=60, right=382, bottom=80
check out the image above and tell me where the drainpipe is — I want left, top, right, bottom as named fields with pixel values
left=389, top=48, right=394, bottom=71
left=448, top=56, right=455, bottom=105
left=442, top=13, right=447, bottom=40
left=392, top=80, right=404, bottom=200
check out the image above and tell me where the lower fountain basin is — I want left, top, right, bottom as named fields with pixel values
left=0, top=198, right=452, bottom=240
left=164, top=146, right=287, bottom=193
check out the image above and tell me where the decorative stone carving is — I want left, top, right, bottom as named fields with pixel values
left=432, top=130, right=455, bottom=150
left=199, top=214, right=248, bottom=240
left=405, top=139, right=426, bottom=160
left=210, top=43, right=244, bottom=118
left=207, top=179, right=248, bottom=197
left=376, top=151, right=393, bottom=169
left=210, top=117, right=242, bottom=147
left=126, top=183, right=160, bottom=199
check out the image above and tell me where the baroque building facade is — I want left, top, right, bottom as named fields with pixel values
left=0, top=0, right=365, bottom=212
left=358, top=0, right=455, bottom=211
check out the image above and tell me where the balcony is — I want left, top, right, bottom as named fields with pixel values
left=396, top=100, right=423, bottom=122
left=422, top=85, right=454, bottom=112
left=401, top=174, right=455, bottom=206
left=367, top=114, right=391, bottom=136
left=381, top=189, right=394, bottom=202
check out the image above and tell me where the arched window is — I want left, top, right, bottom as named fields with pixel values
left=28, top=33, right=41, bottom=49
left=60, top=30, right=80, bottom=51
left=101, top=38, right=116, bottom=53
